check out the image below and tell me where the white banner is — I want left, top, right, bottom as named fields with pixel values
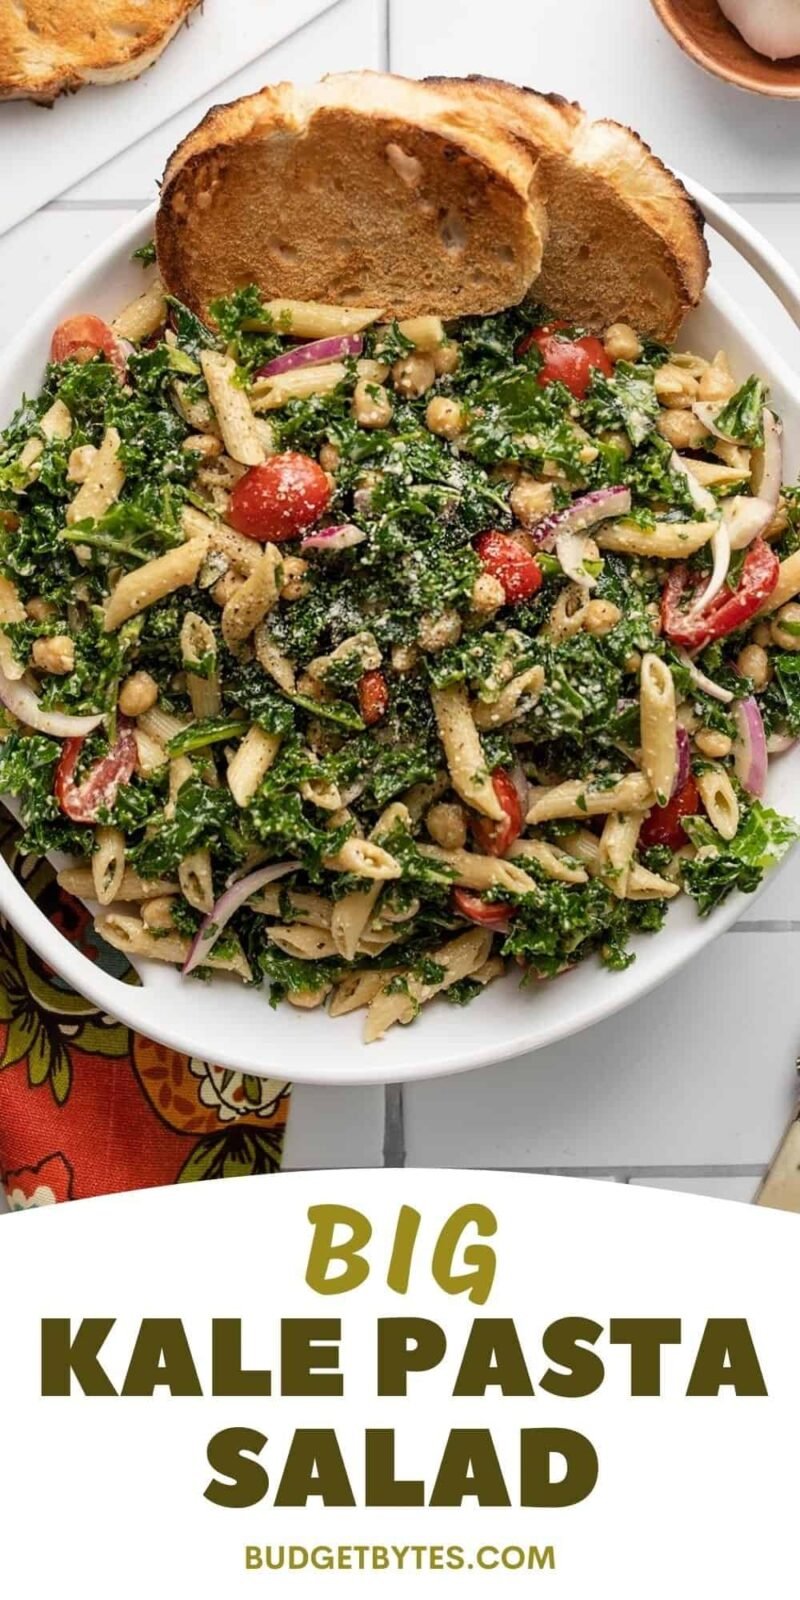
left=1, top=1171, right=797, bottom=1596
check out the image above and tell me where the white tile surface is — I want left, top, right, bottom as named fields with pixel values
left=390, top=0, right=800, bottom=194
left=64, top=0, right=386, bottom=203
left=283, top=1084, right=386, bottom=1168
left=629, top=1175, right=760, bottom=1202
left=0, top=0, right=340, bottom=233
left=403, top=933, right=799, bottom=1170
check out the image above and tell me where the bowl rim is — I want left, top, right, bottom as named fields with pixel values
left=650, top=0, right=800, bottom=99
left=2, top=197, right=800, bottom=1085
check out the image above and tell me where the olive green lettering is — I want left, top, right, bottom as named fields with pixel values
left=520, top=1429, right=598, bottom=1507
left=365, top=1430, right=425, bottom=1506
left=281, top=1319, right=343, bottom=1396
left=205, top=1428, right=268, bottom=1508
left=41, top=1318, right=116, bottom=1397
left=377, top=1318, right=447, bottom=1395
left=305, top=1205, right=372, bottom=1295
left=540, top=1317, right=605, bottom=1397
left=453, top=1318, right=534, bottom=1396
left=386, top=1206, right=421, bottom=1295
left=431, top=1205, right=497, bottom=1306
left=211, top=1319, right=270, bottom=1396
left=274, top=1430, right=356, bottom=1507
left=430, top=1429, right=510, bottom=1507
left=121, top=1317, right=202, bottom=1396
left=686, top=1319, right=768, bottom=1397
left=609, top=1318, right=682, bottom=1396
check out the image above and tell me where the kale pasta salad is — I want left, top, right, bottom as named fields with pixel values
left=1, top=266, right=799, bottom=1042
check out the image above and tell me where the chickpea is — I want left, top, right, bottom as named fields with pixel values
left=418, top=610, right=462, bottom=653
left=66, top=444, right=97, bottom=484
left=118, top=670, right=159, bottom=717
left=433, top=340, right=460, bottom=376
left=510, top=475, right=554, bottom=528
left=624, top=651, right=642, bottom=675
left=697, top=350, right=736, bottom=404
left=182, top=433, right=223, bottom=459
left=391, top=642, right=419, bottom=674
left=766, top=500, right=789, bottom=539
left=470, top=573, right=506, bottom=617
left=425, top=395, right=465, bottom=440
left=426, top=800, right=468, bottom=851
left=26, top=596, right=57, bottom=622
left=212, top=570, right=243, bottom=607
left=319, top=442, right=340, bottom=473
left=583, top=599, right=621, bottom=637
left=604, top=322, right=642, bottom=363
left=752, top=622, right=773, bottom=649
left=32, top=635, right=74, bottom=675
left=695, top=728, right=732, bottom=759
left=352, top=379, right=392, bottom=429
left=770, top=602, right=800, bottom=653
left=599, top=428, right=633, bottom=461
left=657, top=409, right=711, bottom=451
left=736, top=643, right=771, bottom=690
left=353, top=469, right=383, bottom=515
left=655, top=363, right=699, bottom=409
left=141, top=896, right=178, bottom=933
left=391, top=353, right=436, bottom=399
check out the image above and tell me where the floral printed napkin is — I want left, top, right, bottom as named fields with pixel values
left=0, top=811, right=290, bottom=1210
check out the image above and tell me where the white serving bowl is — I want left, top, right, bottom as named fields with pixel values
left=2, top=193, right=800, bottom=1087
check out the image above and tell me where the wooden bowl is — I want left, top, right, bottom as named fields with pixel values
left=651, top=0, right=800, bottom=97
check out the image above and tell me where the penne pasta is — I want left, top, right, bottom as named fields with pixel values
left=526, top=773, right=653, bottom=825
left=91, top=825, right=126, bottom=907
left=251, top=358, right=387, bottom=411
left=66, top=426, right=125, bottom=527
left=418, top=843, right=535, bottom=895
left=431, top=683, right=505, bottom=823
left=227, top=725, right=281, bottom=807
left=200, top=350, right=266, bottom=467
left=103, top=535, right=208, bottom=631
left=111, top=278, right=167, bottom=343
left=96, top=912, right=252, bottom=981
left=254, top=624, right=297, bottom=694
left=597, top=519, right=715, bottom=558
left=507, top=838, right=588, bottom=885
left=178, top=847, right=214, bottom=914
left=364, top=929, right=492, bottom=1042
left=57, top=866, right=177, bottom=902
left=697, top=766, right=739, bottom=842
left=757, top=549, right=800, bottom=615
left=472, top=665, right=544, bottom=730
left=639, top=653, right=677, bottom=805
left=254, top=300, right=384, bottom=339
left=597, top=811, right=644, bottom=898
left=267, top=925, right=339, bottom=960
left=221, top=542, right=282, bottom=646
left=0, top=575, right=27, bottom=681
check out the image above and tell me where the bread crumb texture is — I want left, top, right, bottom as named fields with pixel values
left=0, top=0, right=200, bottom=103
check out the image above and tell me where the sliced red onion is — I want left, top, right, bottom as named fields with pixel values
left=672, top=725, right=691, bottom=797
left=674, top=647, right=734, bottom=704
left=256, top=335, right=363, bottom=380
left=766, top=731, right=796, bottom=755
left=183, top=859, right=301, bottom=976
left=750, top=408, right=782, bottom=507
left=533, top=486, right=632, bottom=552
left=509, top=761, right=530, bottom=818
left=300, top=523, right=366, bottom=554
left=0, top=665, right=104, bottom=737
left=722, top=494, right=775, bottom=551
left=733, top=695, right=768, bottom=797
left=689, top=517, right=730, bottom=615
left=669, top=450, right=717, bottom=519
left=691, top=401, right=734, bottom=441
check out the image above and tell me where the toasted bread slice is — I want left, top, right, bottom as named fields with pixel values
left=156, top=73, right=548, bottom=324
left=433, top=76, right=709, bottom=340
left=0, top=0, right=200, bottom=105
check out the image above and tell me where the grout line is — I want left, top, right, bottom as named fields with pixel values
left=383, top=1085, right=406, bottom=1167
left=45, top=199, right=152, bottom=213
left=729, top=921, right=800, bottom=933
left=382, top=0, right=392, bottom=70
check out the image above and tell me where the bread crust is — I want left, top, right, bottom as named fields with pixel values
left=157, top=74, right=547, bottom=323
left=0, top=0, right=200, bottom=104
left=156, top=68, right=709, bottom=340
left=433, top=76, right=709, bottom=339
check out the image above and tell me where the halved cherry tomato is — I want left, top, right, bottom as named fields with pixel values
left=228, top=452, right=331, bottom=543
left=474, top=530, right=542, bottom=605
left=516, top=321, right=613, bottom=399
left=452, top=888, right=513, bottom=931
left=50, top=315, right=126, bottom=376
left=639, top=773, right=700, bottom=851
left=54, top=718, right=137, bottom=824
left=660, top=538, right=779, bottom=650
left=471, top=769, right=523, bottom=856
left=358, top=669, right=389, bottom=726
